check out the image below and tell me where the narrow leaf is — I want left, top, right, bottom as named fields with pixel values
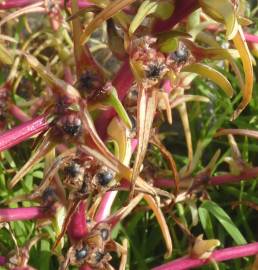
left=144, top=194, right=172, bottom=257
left=201, top=200, right=247, bottom=245
left=183, top=63, right=234, bottom=97
left=131, top=89, right=157, bottom=194
left=129, top=0, right=158, bottom=35
left=103, top=88, right=132, bottom=129
left=199, top=0, right=238, bottom=40
left=80, top=0, right=137, bottom=44
left=231, top=27, right=254, bottom=120
left=8, top=134, right=55, bottom=189
left=23, top=53, right=80, bottom=99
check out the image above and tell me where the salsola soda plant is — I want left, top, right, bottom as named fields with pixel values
left=0, top=0, right=258, bottom=269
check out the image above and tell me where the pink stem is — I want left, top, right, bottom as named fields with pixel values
left=94, top=191, right=118, bottom=222
left=94, top=139, right=138, bottom=222
left=0, top=207, right=48, bottom=222
left=244, top=33, right=258, bottom=44
left=95, top=60, right=134, bottom=140
left=0, top=114, right=49, bottom=153
left=67, top=201, right=87, bottom=241
left=152, top=0, right=199, bottom=33
left=154, top=167, right=258, bottom=188
left=210, top=167, right=258, bottom=186
left=0, top=0, right=93, bottom=9
left=9, top=104, right=31, bottom=123
left=152, top=242, right=258, bottom=270
left=0, top=256, right=6, bottom=265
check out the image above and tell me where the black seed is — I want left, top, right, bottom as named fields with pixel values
left=170, top=46, right=189, bottom=63
left=129, top=115, right=136, bottom=130
left=65, top=162, right=81, bottom=178
left=97, top=171, right=114, bottom=186
left=42, top=187, right=57, bottom=205
left=63, top=118, right=82, bottom=136
left=80, top=179, right=88, bottom=194
left=100, top=228, right=109, bottom=241
left=146, top=64, right=162, bottom=78
left=77, top=71, right=102, bottom=98
left=75, top=247, right=88, bottom=260
left=95, top=251, right=105, bottom=263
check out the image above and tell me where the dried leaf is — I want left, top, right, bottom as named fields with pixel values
left=170, top=94, right=210, bottom=108
left=144, top=195, right=172, bottom=257
left=80, top=0, right=137, bottom=44
left=23, top=53, right=80, bottom=99
left=0, top=2, right=45, bottom=27
left=231, top=28, right=254, bottom=120
left=177, top=100, right=193, bottom=172
left=131, top=89, right=157, bottom=195
left=0, top=43, right=13, bottom=65
left=8, top=133, right=55, bottom=189
left=215, top=128, right=258, bottom=140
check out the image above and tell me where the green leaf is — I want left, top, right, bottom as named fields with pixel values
left=198, top=206, right=214, bottom=239
left=200, top=200, right=247, bottom=245
left=39, top=239, right=51, bottom=270
left=183, top=63, right=234, bottom=97
left=103, top=88, right=132, bottom=129
left=154, top=1, right=174, bottom=20
left=199, top=0, right=238, bottom=40
left=129, top=0, right=158, bottom=35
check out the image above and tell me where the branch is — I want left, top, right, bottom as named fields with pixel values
left=152, top=242, right=258, bottom=270
left=0, top=207, right=48, bottom=222
left=0, top=114, right=49, bottom=153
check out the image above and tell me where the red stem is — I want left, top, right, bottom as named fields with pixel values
left=0, top=207, right=48, bottom=222
left=0, top=256, right=6, bottom=266
left=67, top=201, right=87, bottom=241
left=152, top=0, right=199, bottom=33
left=154, top=167, right=258, bottom=188
left=0, top=114, right=49, bottom=153
left=94, top=191, right=118, bottom=222
left=0, top=0, right=93, bottom=9
left=244, top=33, right=258, bottom=44
left=152, top=242, right=258, bottom=270
left=95, top=60, right=134, bottom=139
left=9, top=104, right=31, bottom=123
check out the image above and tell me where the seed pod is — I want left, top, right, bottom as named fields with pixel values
left=54, top=111, right=83, bottom=141
left=96, top=168, right=115, bottom=187
left=75, top=70, right=103, bottom=100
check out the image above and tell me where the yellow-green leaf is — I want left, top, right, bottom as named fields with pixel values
left=199, top=0, right=238, bottom=40
left=183, top=63, right=234, bottom=97
left=80, top=0, right=137, bottom=44
left=103, top=87, right=132, bottom=129
left=231, top=27, right=254, bottom=120
left=0, top=43, right=13, bottom=65
left=129, top=0, right=158, bottom=35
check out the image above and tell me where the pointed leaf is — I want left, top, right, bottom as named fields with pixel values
left=8, top=134, right=55, bottom=189
left=80, top=0, right=137, bottom=44
left=231, top=28, right=254, bottom=120
left=103, top=88, right=132, bottom=129
left=183, top=63, right=234, bottom=97
left=23, top=53, right=80, bottom=99
left=129, top=0, right=158, bottom=35
left=144, top=194, right=172, bottom=257
left=131, top=89, right=157, bottom=193
left=199, top=0, right=238, bottom=40
left=200, top=200, right=247, bottom=245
